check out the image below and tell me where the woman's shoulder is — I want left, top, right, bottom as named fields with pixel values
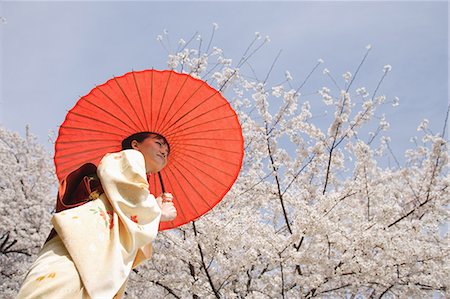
left=98, top=149, right=146, bottom=179
left=100, top=149, right=145, bottom=164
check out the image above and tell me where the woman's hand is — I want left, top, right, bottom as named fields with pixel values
left=156, top=193, right=177, bottom=222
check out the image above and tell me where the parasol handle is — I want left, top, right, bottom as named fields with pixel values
left=158, top=172, right=166, bottom=194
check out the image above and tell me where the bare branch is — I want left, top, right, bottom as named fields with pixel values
left=192, top=222, right=220, bottom=298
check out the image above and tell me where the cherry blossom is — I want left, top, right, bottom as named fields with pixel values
left=2, top=28, right=448, bottom=299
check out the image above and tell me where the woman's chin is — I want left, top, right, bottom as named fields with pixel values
left=146, top=165, right=163, bottom=174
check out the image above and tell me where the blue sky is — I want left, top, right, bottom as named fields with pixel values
left=0, top=1, right=448, bottom=164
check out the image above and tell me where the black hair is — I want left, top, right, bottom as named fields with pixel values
left=121, top=132, right=170, bottom=155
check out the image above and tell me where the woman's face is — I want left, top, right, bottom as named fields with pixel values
left=131, top=136, right=169, bottom=173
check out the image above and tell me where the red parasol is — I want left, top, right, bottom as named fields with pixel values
left=54, top=69, right=244, bottom=231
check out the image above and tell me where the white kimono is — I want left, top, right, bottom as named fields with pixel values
left=17, top=150, right=162, bottom=299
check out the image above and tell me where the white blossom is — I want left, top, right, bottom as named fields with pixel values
left=379, top=114, right=390, bottom=131
left=343, top=71, right=352, bottom=82
left=211, top=47, right=223, bottom=56
left=285, top=70, right=293, bottom=81
left=319, top=86, right=333, bottom=105
left=356, top=87, right=369, bottom=98
left=271, top=85, right=284, bottom=98
left=1, top=126, right=56, bottom=295
left=381, top=136, right=391, bottom=143
left=4, top=32, right=448, bottom=299
left=217, top=56, right=232, bottom=66
left=283, top=90, right=299, bottom=115
left=417, top=119, right=429, bottom=131
left=167, top=54, right=179, bottom=69
left=392, top=96, right=400, bottom=107
left=383, top=64, right=392, bottom=73
left=375, top=95, right=386, bottom=104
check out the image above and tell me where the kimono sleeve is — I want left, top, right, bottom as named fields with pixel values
left=97, top=149, right=162, bottom=255
left=50, top=149, right=161, bottom=298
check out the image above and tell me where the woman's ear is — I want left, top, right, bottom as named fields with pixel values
left=131, top=140, right=139, bottom=150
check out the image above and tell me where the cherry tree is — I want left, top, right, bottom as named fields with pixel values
left=1, top=25, right=448, bottom=298
left=126, top=27, right=449, bottom=298
left=0, top=126, right=56, bottom=298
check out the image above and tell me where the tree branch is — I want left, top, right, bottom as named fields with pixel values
left=280, top=258, right=286, bottom=299
left=265, top=122, right=292, bottom=234
left=192, top=222, right=220, bottom=298
left=387, top=148, right=445, bottom=228
left=377, top=284, right=394, bottom=299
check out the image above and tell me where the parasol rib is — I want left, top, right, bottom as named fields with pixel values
left=96, top=83, right=141, bottom=130
left=82, top=96, right=138, bottom=133
left=176, top=137, right=242, bottom=142
left=57, top=153, right=106, bottom=179
left=170, top=162, right=214, bottom=210
left=157, top=80, right=207, bottom=133
left=164, top=115, right=238, bottom=138
left=154, top=74, right=190, bottom=133
left=165, top=165, right=201, bottom=216
left=161, top=90, right=221, bottom=135
left=163, top=103, right=230, bottom=137
left=171, top=161, right=220, bottom=205
left=154, top=71, right=172, bottom=131
left=150, top=69, right=154, bottom=129
left=59, top=125, right=127, bottom=137
left=67, top=111, right=133, bottom=135
left=168, top=127, right=240, bottom=139
left=114, top=76, right=146, bottom=131
left=58, top=140, right=120, bottom=152
left=56, top=145, right=117, bottom=160
left=175, top=147, right=240, bottom=166
left=56, top=139, right=120, bottom=144
left=150, top=174, right=162, bottom=198
left=174, top=143, right=242, bottom=154
left=157, top=169, right=188, bottom=225
left=132, top=71, right=150, bottom=131
left=175, top=154, right=235, bottom=183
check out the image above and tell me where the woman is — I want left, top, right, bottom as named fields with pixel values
left=17, top=132, right=177, bottom=299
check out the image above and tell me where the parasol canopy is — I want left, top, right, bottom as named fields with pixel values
left=54, top=69, right=244, bottom=230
